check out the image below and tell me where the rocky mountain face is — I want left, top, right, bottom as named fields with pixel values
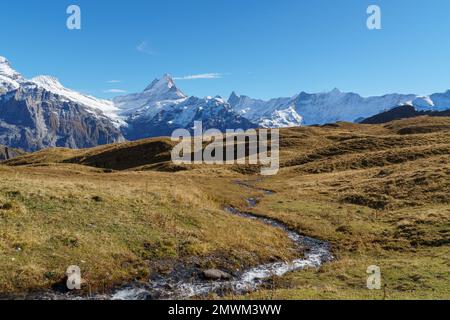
left=0, top=86, right=124, bottom=151
left=0, top=57, right=124, bottom=151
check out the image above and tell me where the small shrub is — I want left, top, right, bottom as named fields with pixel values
left=0, top=202, right=13, bottom=210
left=44, top=271, right=58, bottom=280
left=336, top=225, right=353, bottom=235
left=91, top=195, right=102, bottom=202
left=342, top=194, right=390, bottom=210
left=6, top=191, right=21, bottom=198
left=62, top=236, right=79, bottom=248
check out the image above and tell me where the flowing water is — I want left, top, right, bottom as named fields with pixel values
left=106, top=181, right=333, bottom=300
left=27, top=180, right=333, bottom=300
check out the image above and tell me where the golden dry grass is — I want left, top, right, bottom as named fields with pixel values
left=0, top=116, right=449, bottom=299
left=230, top=117, right=450, bottom=300
left=0, top=165, right=293, bottom=295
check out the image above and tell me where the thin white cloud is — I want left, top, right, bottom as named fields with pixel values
left=107, top=80, right=122, bottom=83
left=136, top=41, right=156, bottom=55
left=103, top=89, right=127, bottom=93
left=174, top=73, right=223, bottom=80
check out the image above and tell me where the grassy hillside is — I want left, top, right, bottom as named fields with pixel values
left=0, top=116, right=449, bottom=299
left=3, top=137, right=177, bottom=170
left=233, top=117, right=450, bottom=299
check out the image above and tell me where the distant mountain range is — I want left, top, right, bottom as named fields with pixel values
left=114, top=74, right=255, bottom=140
left=1, top=56, right=450, bottom=151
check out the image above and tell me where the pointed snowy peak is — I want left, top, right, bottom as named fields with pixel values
left=228, top=91, right=241, bottom=106
left=144, top=74, right=174, bottom=91
left=0, top=56, right=22, bottom=80
left=228, top=91, right=257, bottom=108
left=0, top=56, right=24, bottom=92
left=113, top=74, right=188, bottom=115
left=229, top=91, right=239, bottom=100
left=143, top=74, right=186, bottom=99
left=329, top=88, right=342, bottom=95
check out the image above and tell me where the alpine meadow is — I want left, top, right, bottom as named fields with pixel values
left=0, top=0, right=449, bottom=303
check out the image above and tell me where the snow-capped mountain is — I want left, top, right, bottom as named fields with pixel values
left=229, top=89, right=424, bottom=126
left=30, top=75, right=125, bottom=128
left=229, top=88, right=450, bottom=126
left=1, top=55, right=450, bottom=152
left=228, top=92, right=302, bottom=128
left=0, top=56, right=124, bottom=151
left=291, top=89, right=420, bottom=125
left=115, top=77, right=256, bottom=140
left=114, top=74, right=187, bottom=116
left=1, top=57, right=125, bottom=128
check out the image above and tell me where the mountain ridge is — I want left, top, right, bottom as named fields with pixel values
left=1, top=55, right=450, bottom=151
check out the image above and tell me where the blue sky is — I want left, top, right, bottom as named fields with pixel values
left=1, top=0, right=450, bottom=99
